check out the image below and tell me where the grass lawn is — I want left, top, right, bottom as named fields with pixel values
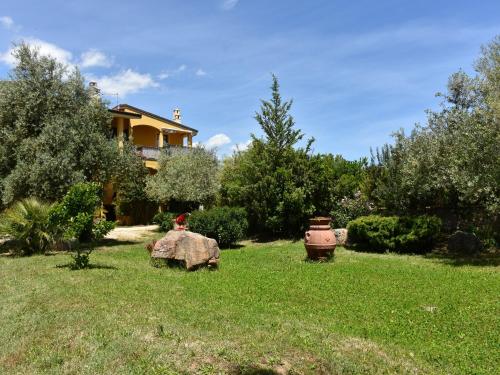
left=0, top=237, right=498, bottom=374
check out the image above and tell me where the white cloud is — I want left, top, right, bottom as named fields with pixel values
left=205, top=133, right=231, bottom=149
left=80, top=49, right=112, bottom=68
left=157, top=64, right=187, bottom=80
left=158, top=72, right=169, bottom=80
left=91, top=69, right=159, bottom=97
left=231, top=139, right=251, bottom=152
left=0, top=16, right=14, bottom=29
left=0, top=38, right=73, bottom=67
left=221, top=0, right=239, bottom=10
left=195, top=68, right=207, bottom=76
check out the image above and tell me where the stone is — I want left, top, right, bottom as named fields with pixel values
left=447, top=231, right=483, bottom=254
left=334, top=228, right=348, bottom=246
left=151, top=230, right=220, bottom=270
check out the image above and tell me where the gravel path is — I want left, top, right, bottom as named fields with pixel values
left=105, top=225, right=159, bottom=242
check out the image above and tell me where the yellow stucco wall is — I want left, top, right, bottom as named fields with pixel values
left=167, top=133, right=184, bottom=146
left=117, top=108, right=192, bottom=149
left=133, top=125, right=158, bottom=147
left=125, top=108, right=190, bottom=133
left=145, top=160, right=159, bottom=170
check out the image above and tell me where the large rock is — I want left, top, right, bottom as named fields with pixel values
left=334, top=228, right=348, bottom=246
left=447, top=231, right=483, bottom=254
left=151, top=230, right=220, bottom=270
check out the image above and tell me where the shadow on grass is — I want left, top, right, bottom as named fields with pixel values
left=229, top=365, right=280, bottom=375
left=220, top=243, right=246, bottom=250
left=56, top=262, right=118, bottom=271
left=425, top=251, right=500, bottom=267
left=95, top=238, right=140, bottom=248
left=303, top=255, right=335, bottom=263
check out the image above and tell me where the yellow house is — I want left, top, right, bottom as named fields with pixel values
left=105, top=104, right=198, bottom=223
left=109, top=104, right=198, bottom=171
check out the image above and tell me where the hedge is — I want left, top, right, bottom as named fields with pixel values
left=188, top=207, right=248, bottom=248
left=347, top=215, right=441, bottom=253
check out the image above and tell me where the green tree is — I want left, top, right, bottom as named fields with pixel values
left=367, top=36, right=500, bottom=240
left=220, top=75, right=319, bottom=236
left=0, top=43, right=116, bottom=206
left=112, top=142, right=156, bottom=223
left=254, top=74, right=304, bottom=157
left=146, top=147, right=219, bottom=207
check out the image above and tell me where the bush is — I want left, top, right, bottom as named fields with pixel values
left=92, top=219, right=115, bottom=240
left=347, top=215, right=441, bottom=253
left=188, top=207, right=248, bottom=247
left=49, top=182, right=115, bottom=269
left=330, top=191, right=374, bottom=228
left=0, top=198, right=54, bottom=255
left=49, top=182, right=104, bottom=242
left=152, top=212, right=175, bottom=232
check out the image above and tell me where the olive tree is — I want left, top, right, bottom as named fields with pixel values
left=146, top=147, right=219, bottom=206
left=0, top=43, right=116, bottom=206
left=367, top=36, right=499, bottom=239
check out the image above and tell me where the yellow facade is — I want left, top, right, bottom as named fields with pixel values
left=105, top=104, right=198, bottom=223
left=110, top=104, right=197, bottom=171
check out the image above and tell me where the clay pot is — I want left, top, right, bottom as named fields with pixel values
left=304, top=217, right=336, bottom=260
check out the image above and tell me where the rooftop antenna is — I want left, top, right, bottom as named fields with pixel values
left=111, top=93, right=119, bottom=106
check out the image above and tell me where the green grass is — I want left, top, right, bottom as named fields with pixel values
left=0, top=238, right=498, bottom=374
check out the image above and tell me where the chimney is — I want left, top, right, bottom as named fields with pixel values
left=88, top=81, right=100, bottom=97
left=173, top=108, right=182, bottom=123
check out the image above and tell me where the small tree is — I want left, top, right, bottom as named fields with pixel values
left=146, top=147, right=219, bottom=208
left=49, top=182, right=114, bottom=269
left=220, top=75, right=316, bottom=236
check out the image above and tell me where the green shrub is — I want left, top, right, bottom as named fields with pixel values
left=188, top=207, right=248, bottom=247
left=92, top=219, right=116, bottom=240
left=0, top=198, right=54, bottom=255
left=152, top=212, right=175, bottom=232
left=49, top=182, right=103, bottom=242
left=330, top=191, right=374, bottom=228
left=347, top=215, right=441, bottom=253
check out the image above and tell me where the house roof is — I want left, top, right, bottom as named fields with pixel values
left=108, top=109, right=142, bottom=119
left=112, top=104, right=198, bottom=135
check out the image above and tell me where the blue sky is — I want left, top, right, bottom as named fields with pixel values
left=1, top=0, right=499, bottom=159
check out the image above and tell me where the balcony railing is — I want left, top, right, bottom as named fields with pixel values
left=136, top=145, right=190, bottom=161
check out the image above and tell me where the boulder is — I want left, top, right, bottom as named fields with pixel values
left=447, top=231, right=483, bottom=254
left=151, top=230, right=220, bottom=270
left=334, top=228, right=348, bottom=246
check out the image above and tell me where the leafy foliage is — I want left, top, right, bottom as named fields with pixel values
left=220, top=76, right=366, bottom=237
left=49, top=182, right=102, bottom=242
left=347, top=215, right=442, bottom=253
left=254, top=74, right=304, bottom=155
left=0, top=43, right=116, bottom=206
left=0, top=198, right=54, bottom=255
left=365, top=37, right=500, bottom=241
left=146, top=147, right=219, bottom=206
left=152, top=211, right=175, bottom=232
left=330, top=191, right=374, bottom=228
left=188, top=207, right=248, bottom=247
left=49, top=182, right=114, bottom=269
left=113, top=142, right=156, bottom=223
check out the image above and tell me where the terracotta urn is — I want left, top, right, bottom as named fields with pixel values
left=304, top=217, right=336, bottom=260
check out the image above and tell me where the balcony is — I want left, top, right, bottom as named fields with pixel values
left=136, top=145, right=190, bottom=161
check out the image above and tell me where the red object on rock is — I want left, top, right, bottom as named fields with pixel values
left=176, top=213, right=187, bottom=225
left=304, top=217, right=336, bottom=260
left=174, top=213, right=189, bottom=231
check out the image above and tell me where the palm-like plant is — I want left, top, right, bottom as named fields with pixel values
left=0, top=198, right=54, bottom=255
